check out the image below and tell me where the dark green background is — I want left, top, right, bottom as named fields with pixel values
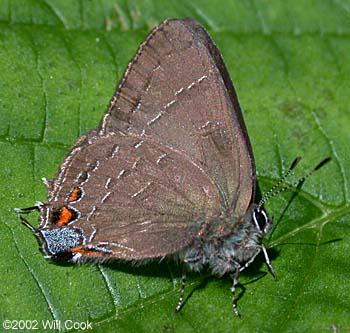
left=0, top=1, right=349, bottom=332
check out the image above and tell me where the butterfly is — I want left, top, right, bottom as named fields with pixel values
left=18, top=18, right=330, bottom=316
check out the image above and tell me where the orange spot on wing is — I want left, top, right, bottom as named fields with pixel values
left=68, top=187, right=82, bottom=202
left=71, top=247, right=105, bottom=256
left=56, top=207, right=73, bottom=226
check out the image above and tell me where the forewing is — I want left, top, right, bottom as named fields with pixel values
left=44, top=133, right=222, bottom=259
left=100, top=18, right=255, bottom=217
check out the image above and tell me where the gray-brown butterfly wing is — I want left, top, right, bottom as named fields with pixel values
left=44, top=132, right=222, bottom=259
left=100, top=18, right=255, bottom=217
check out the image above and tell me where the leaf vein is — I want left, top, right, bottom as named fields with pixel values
left=312, top=111, right=349, bottom=203
left=3, top=222, right=59, bottom=321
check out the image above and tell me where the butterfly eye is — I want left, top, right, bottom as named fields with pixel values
left=253, top=207, right=272, bottom=235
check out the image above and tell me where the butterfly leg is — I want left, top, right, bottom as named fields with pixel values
left=175, top=267, right=187, bottom=313
left=239, top=246, right=277, bottom=279
left=230, top=261, right=242, bottom=317
left=239, top=249, right=261, bottom=273
left=261, top=244, right=277, bottom=280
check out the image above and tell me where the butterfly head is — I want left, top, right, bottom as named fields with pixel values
left=251, top=205, right=273, bottom=236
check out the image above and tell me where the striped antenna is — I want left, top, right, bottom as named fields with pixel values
left=258, top=157, right=331, bottom=208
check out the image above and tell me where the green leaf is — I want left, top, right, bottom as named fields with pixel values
left=1, top=1, right=349, bottom=332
